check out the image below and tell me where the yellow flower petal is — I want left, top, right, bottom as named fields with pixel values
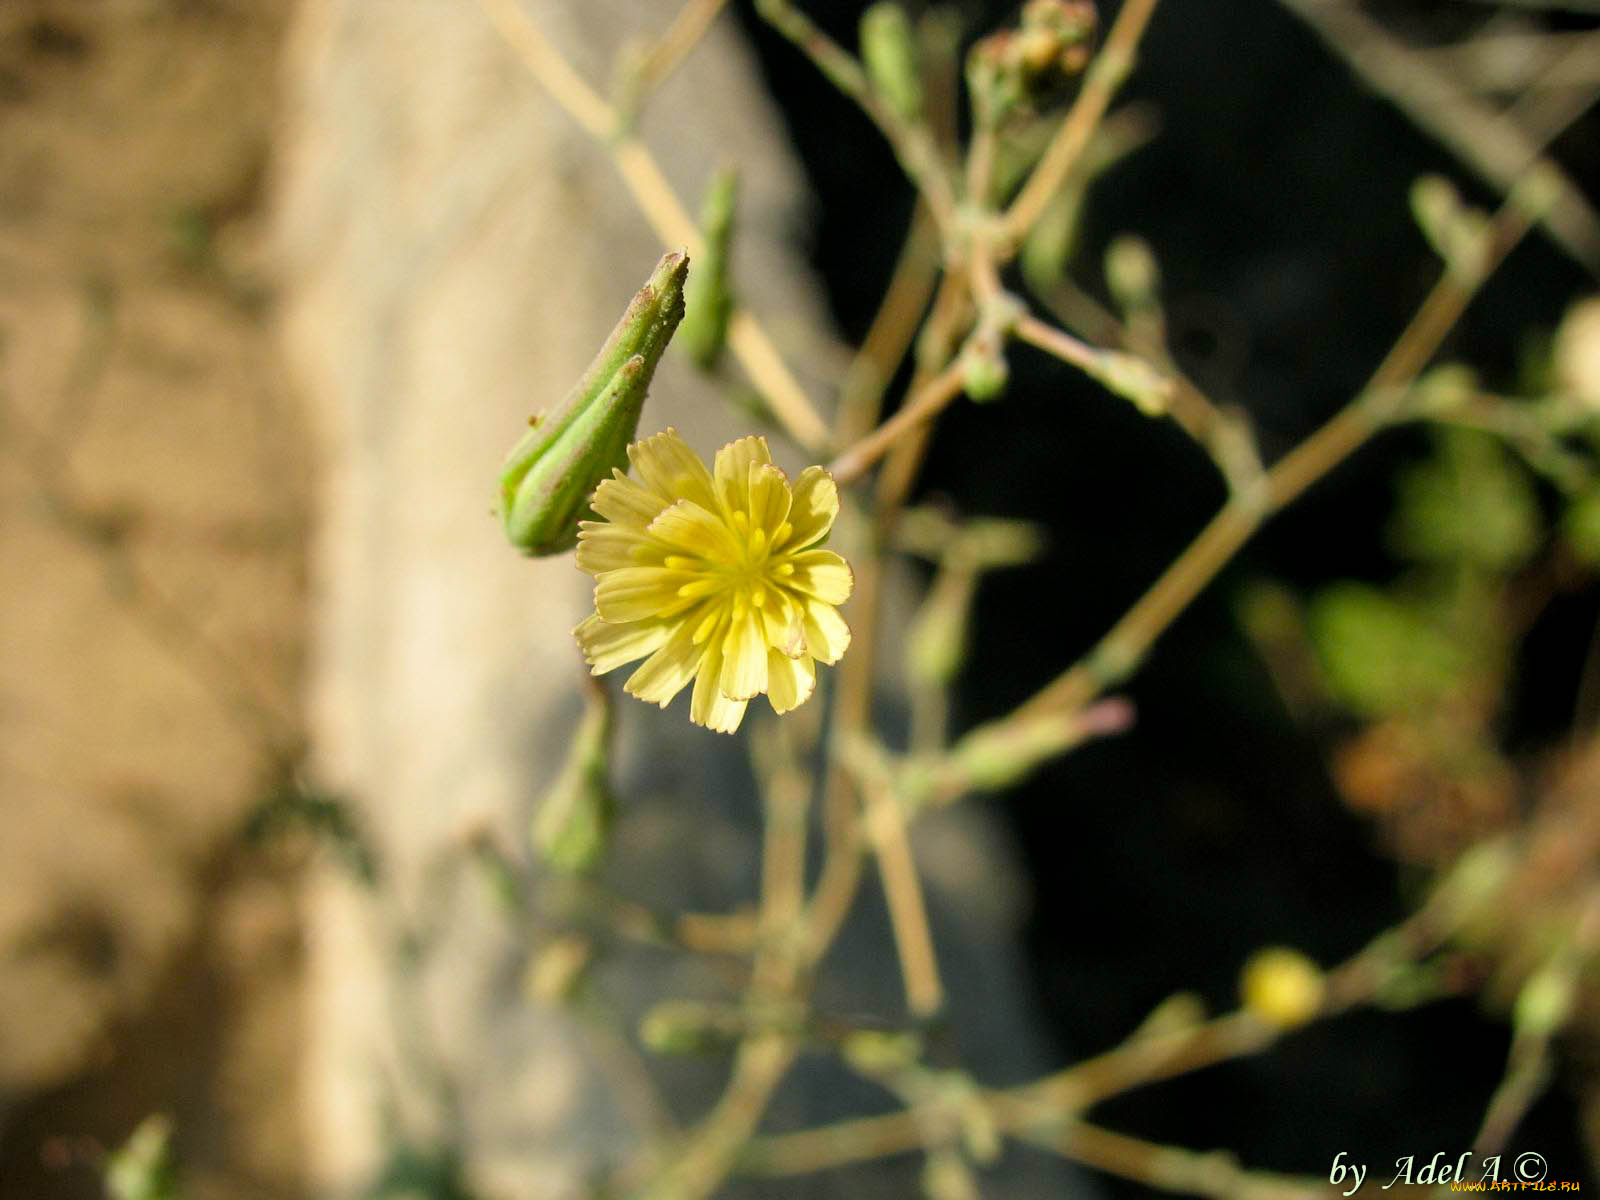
left=801, top=599, right=851, bottom=664
left=758, top=589, right=806, bottom=658
left=785, top=549, right=854, bottom=605
left=712, top=435, right=773, bottom=516
left=628, top=428, right=718, bottom=511
left=572, top=429, right=850, bottom=731
left=576, top=521, right=648, bottom=574
left=719, top=605, right=769, bottom=701
left=574, top=613, right=671, bottom=674
left=624, top=618, right=706, bottom=705
left=746, top=463, right=792, bottom=535
left=645, top=499, right=743, bottom=562
left=766, top=649, right=816, bottom=714
left=784, top=466, right=839, bottom=550
left=591, top=470, right=670, bottom=529
left=595, top=566, right=698, bottom=622
left=692, top=640, right=749, bottom=733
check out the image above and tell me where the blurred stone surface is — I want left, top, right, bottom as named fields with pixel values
left=275, top=1, right=1083, bottom=1195
left=0, top=2, right=308, bottom=1196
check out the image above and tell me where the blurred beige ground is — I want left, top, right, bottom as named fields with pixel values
left=0, top=1, right=308, bottom=1196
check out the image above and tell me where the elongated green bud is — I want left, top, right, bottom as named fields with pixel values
left=498, top=250, right=688, bottom=554
left=533, top=689, right=614, bottom=873
left=680, top=170, right=737, bottom=368
left=105, top=1114, right=177, bottom=1200
left=860, top=3, right=923, bottom=124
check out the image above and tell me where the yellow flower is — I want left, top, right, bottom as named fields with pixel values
left=574, top=429, right=853, bottom=733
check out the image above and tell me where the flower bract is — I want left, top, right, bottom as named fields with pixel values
left=574, top=430, right=853, bottom=733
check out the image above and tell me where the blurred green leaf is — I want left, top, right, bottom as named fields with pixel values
left=1563, top=485, right=1600, bottom=566
left=1387, top=428, right=1541, bottom=572
left=105, top=1115, right=177, bottom=1200
left=1308, top=583, right=1470, bottom=717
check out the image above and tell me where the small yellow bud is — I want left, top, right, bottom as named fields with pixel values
left=1239, top=946, right=1326, bottom=1029
left=1555, top=296, right=1600, bottom=411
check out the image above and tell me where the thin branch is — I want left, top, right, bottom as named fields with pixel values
left=630, top=0, right=731, bottom=100
left=835, top=204, right=944, bottom=447
left=828, top=359, right=967, bottom=484
left=752, top=0, right=958, bottom=232
left=1013, top=186, right=1538, bottom=718
left=1275, top=0, right=1600, bottom=275
left=998, top=0, right=1165, bottom=249
left=472, top=0, right=832, bottom=452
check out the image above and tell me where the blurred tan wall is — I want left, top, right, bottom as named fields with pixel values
left=273, top=1, right=831, bottom=1191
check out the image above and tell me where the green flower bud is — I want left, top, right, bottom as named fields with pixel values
left=680, top=170, right=738, bottom=369
left=1410, top=174, right=1490, bottom=282
left=860, top=3, right=923, bottom=124
left=1104, top=234, right=1161, bottom=313
left=906, top=569, right=977, bottom=688
left=105, top=1114, right=177, bottom=1200
left=639, top=1000, right=735, bottom=1055
left=961, top=333, right=1010, bottom=402
left=1513, top=957, right=1577, bottom=1039
left=498, top=250, right=688, bottom=554
left=533, top=689, right=614, bottom=874
left=1094, top=349, right=1173, bottom=416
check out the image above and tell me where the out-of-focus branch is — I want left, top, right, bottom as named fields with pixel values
left=472, top=0, right=832, bottom=452
left=1276, top=0, right=1600, bottom=276
left=998, top=0, right=1165, bottom=248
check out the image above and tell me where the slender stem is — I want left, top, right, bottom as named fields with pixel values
left=742, top=919, right=1435, bottom=1182
left=473, top=0, right=832, bottom=453
left=1008, top=1122, right=1329, bottom=1200
left=828, top=360, right=967, bottom=484
left=999, top=0, right=1165, bottom=249
left=752, top=0, right=957, bottom=233
left=836, top=205, right=944, bottom=447
left=1013, top=311, right=1119, bottom=376
left=863, top=780, right=944, bottom=1017
left=1016, top=193, right=1536, bottom=717
left=631, top=0, right=731, bottom=98
left=644, top=1034, right=799, bottom=1200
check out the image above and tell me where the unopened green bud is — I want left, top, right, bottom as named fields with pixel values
left=1411, top=362, right=1479, bottom=414
left=105, top=1114, right=177, bottom=1200
left=1094, top=349, right=1173, bottom=416
left=965, top=36, right=1024, bottom=128
left=1409, top=175, right=1489, bottom=282
left=639, top=1000, right=731, bottom=1055
left=861, top=3, right=923, bottom=123
left=841, top=1029, right=922, bottom=1076
left=906, top=569, right=976, bottom=687
left=1513, top=958, right=1576, bottom=1038
left=961, top=334, right=1009, bottom=402
left=1105, top=234, right=1161, bottom=312
left=498, top=250, right=688, bottom=554
left=533, top=691, right=614, bottom=873
left=680, top=170, right=737, bottom=368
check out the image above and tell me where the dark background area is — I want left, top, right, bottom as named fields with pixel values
left=738, top=0, right=1600, bottom=1188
